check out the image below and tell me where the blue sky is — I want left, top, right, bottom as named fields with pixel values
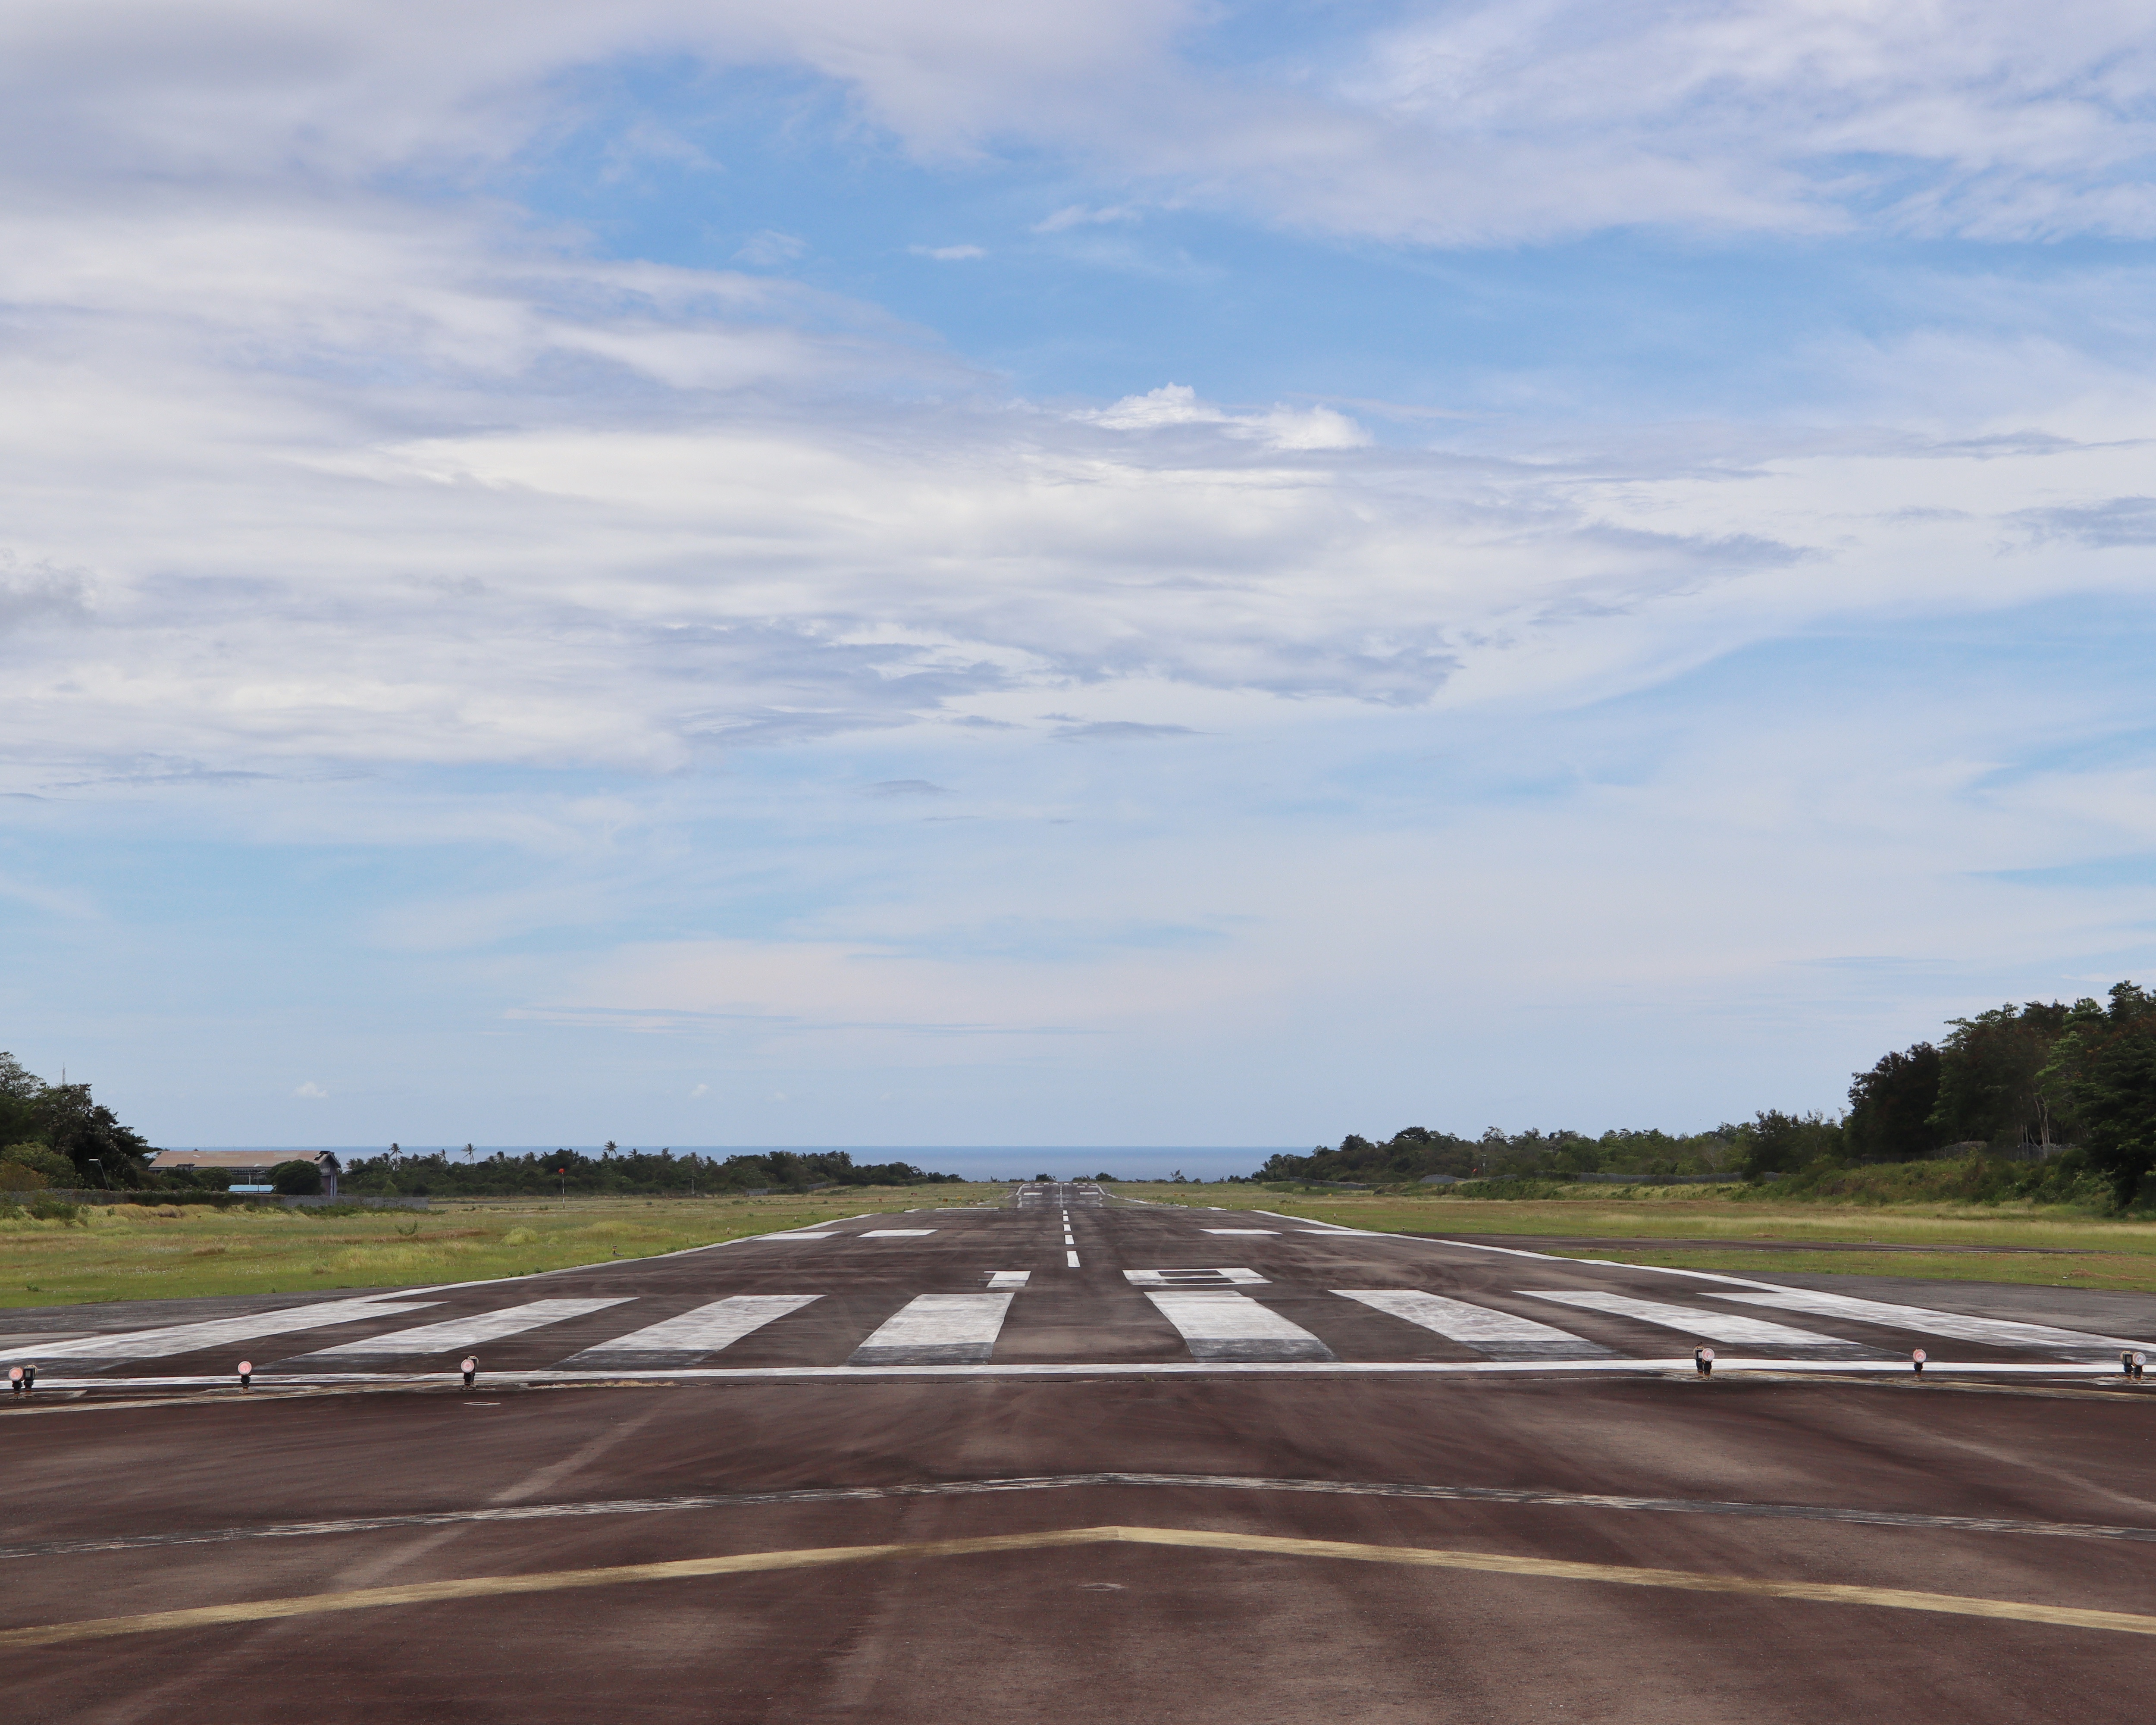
left=5, top=2, right=2156, bottom=1152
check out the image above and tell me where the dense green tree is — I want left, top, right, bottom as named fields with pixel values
left=1929, top=1003, right=2075, bottom=1149
left=1846, top=1043, right=1942, bottom=1162
left=1734, top=1110, right=1844, bottom=1179
left=34, top=1082, right=155, bottom=1184
left=0, top=1053, right=40, bottom=1146
left=270, top=1159, right=323, bottom=1196
left=2038, top=984, right=2156, bottom=1207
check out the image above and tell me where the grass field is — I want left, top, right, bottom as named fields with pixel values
left=13, top=1179, right=2156, bottom=1306
left=0, top=1186, right=1010, bottom=1308
left=1111, top=1184, right=2156, bottom=1292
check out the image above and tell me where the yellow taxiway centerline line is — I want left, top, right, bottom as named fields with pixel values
left=6, top=1524, right=2155, bottom=1649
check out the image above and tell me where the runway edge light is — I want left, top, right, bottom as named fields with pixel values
left=1912, top=1349, right=1925, bottom=1376
left=238, top=1360, right=252, bottom=1390
left=7, top=1365, right=20, bottom=1396
left=1694, top=1348, right=1714, bottom=1377
left=2124, top=1351, right=2145, bottom=1381
left=462, top=1355, right=478, bottom=1389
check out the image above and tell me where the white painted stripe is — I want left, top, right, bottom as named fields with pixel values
left=1125, top=1268, right=1267, bottom=1286
left=559, top=1296, right=819, bottom=1365
left=1708, top=1289, right=2156, bottom=1358
left=1147, top=1291, right=1335, bottom=1361
left=1203, top=1229, right=1277, bottom=1236
left=1517, top=1291, right=1877, bottom=1352
left=1333, top=1290, right=1612, bottom=1359
left=761, top=1232, right=835, bottom=1241
left=16, top=1300, right=438, bottom=1362
left=986, top=1271, right=1031, bottom=1289
left=1066, top=1250, right=1081, bottom=1267
left=861, top=1229, right=935, bottom=1237
left=850, top=1293, right=1014, bottom=1364
left=285, top=1299, right=632, bottom=1361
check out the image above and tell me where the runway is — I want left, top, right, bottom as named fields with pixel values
left=6, top=1182, right=2155, bottom=1722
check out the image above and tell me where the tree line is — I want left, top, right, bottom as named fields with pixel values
left=336, top=1145, right=963, bottom=1197
left=1266, top=980, right=2156, bottom=1208
left=0, top=1054, right=967, bottom=1197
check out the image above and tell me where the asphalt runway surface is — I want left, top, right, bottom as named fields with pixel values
left=7, top=1182, right=2156, bottom=1722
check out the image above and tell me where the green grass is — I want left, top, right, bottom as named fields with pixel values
left=0, top=1186, right=1010, bottom=1308
left=1106, top=1183, right=2156, bottom=1292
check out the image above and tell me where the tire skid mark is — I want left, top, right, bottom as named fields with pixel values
left=10, top=1470, right=2156, bottom=1563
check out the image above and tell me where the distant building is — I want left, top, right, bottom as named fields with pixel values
left=147, top=1150, right=340, bottom=1197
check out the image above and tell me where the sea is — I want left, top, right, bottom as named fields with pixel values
left=165, top=1147, right=1302, bottom=1182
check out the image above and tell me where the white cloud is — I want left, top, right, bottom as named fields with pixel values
left=910, top=244, right=986, bottom=260
left=1079, top=383, right=1369, bottom=449
left=1034, top=203, right=1145, bottom=232
left=295, top=1081, right=329, bottom=1098
left=735, top=229, right=809, bottom=266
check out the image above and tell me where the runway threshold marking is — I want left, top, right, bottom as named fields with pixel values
left=849, top=1294, right=1015, bottom=1365
left=277, top=1299, right=633, bottom=1365
left=9, top=1300, right=439, bottom=1367
left=1517, top=1291, right=1881, bottom=1355
left=1333, top=1289, right=1614, bottom=1360
left=1708, top=1288, right=2156, bottom=1358
left=1145, top=1291, right=1336, bottom=1362
left=558, top=1296, right=821, bottom=1370
left=10, top=1526, right=2156, bottom=1650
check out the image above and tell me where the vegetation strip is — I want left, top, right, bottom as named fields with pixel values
left=11, top=1472, right=2156, bottom=1565
left=6, top=1525, right=2156, bottom=1649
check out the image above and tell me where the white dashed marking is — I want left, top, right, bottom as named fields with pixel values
left=1517, top=1291, right=1884, bottom=1355
left=1147, top=1291, right=1335, bottom=1362
left=1332, top=1290, right=1612, bottom=1359
left=559, top=1295, right=821, bottom=1368
left=1706, top=1288, right=2156, bottom=1360
left=282, top=1299, right=633, bottom=1364
left=850, top=1294, right=1014, bottom=1364
left=11, top=1299, right=439, bottom=1366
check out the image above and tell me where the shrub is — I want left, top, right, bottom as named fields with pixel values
left=0, top=1161, right=48, bottom=1192
left=3, top=1143, right=74, bottom=1183
left=270, top=1159, right=323, bottom=1196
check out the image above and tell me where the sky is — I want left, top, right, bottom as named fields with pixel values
left=5, top=1, right=2156, bottom=1154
